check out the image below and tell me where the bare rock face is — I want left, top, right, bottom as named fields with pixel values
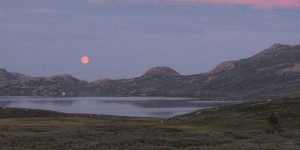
left=277, top=64, right=300, bottom=75
left=53, top=74, right=78, bottom=82
left=10, top=72, right=31, bottom=79
left=250, top=43, right=299, bottom=61
left=268, top=43, right=289, bottom=51
left=0, top=68, right=11, bottom=80
left=142, top=66, right=180, bottom=78
left=207, top=61, right=235, bottom=75
left=91, top=78, right=112, bottom=85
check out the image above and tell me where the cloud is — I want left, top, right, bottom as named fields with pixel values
left=87, top=0, right=300, bottom=9
left=35, top=9, right=62, bottom=13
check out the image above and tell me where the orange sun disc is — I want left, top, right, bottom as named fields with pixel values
left=81, top=56, right=89, bottom=64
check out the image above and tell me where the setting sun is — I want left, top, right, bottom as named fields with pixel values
left=81, top=56, right=89, bottom=64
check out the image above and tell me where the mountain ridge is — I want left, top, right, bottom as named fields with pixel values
left=1, top=43, right=299, bottom=99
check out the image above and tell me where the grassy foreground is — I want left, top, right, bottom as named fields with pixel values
left=0, top=98, right=299, bottom=150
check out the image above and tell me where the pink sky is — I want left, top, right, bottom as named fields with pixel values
left=87, top=0, right=300, bottom=9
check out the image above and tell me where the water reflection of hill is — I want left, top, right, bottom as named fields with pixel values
left=0, top=100, right=74, bottom=107
left=31, top=100, right=74, bottom=106
left=0, top=101, right=11, bottom=107
left=96, top=100, right=241, bottom=108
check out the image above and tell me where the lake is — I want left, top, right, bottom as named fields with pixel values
left=0, top=97, right=242, bottom=117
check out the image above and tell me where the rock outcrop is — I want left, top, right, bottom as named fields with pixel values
left=142, top=66, right=180, bottom=78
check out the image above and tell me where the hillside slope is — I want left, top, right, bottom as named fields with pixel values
left=90, top=44, right=300, bottom=98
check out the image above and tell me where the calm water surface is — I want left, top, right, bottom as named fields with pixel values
left=0, top=97, right=242, bottom=117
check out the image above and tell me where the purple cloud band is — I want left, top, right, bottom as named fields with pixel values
left=87, top=0, right=300, bottom=9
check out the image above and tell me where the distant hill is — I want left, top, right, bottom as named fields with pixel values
left=0, top=69, right=88, bottom=96
left=201, top=43, right=300, bottom=98
left=141, top=66, right=180, bottom=79
left=0, top=69, right=30, bottom=80
left=1, top=43, right=299, bottom=99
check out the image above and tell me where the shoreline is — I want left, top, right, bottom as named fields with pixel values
left=0, top=98, right=299, bottom=149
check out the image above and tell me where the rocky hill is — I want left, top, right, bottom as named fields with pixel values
left=1, top=43, right=299, bottom=99
left=89, top=43, right=300, bottom=99
left=201, top=43, right=300, bottom=98
left=0, top=70, right=88, bottom=96
left=141, top=66, right=180, bottom=79
left=0, top=69, right=30, bottom=81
